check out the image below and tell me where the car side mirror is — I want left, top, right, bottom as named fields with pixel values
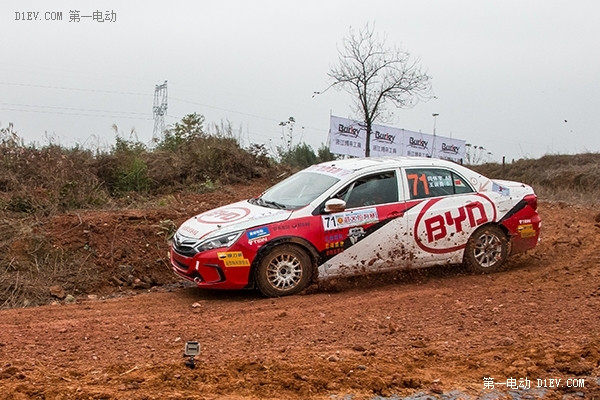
left=324, top=198, right=346, bottom=213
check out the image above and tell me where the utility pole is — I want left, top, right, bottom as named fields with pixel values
left=152, top=81, right=168, bottom=143
left=431, top=113, right=439, bottom=158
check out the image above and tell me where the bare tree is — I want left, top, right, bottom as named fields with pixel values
left=465, top=143, right=493, bottom=165
left=328, top=24, right=432, bottom=156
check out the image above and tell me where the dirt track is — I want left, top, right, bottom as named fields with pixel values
left=1, top=187, right=599, bottom=399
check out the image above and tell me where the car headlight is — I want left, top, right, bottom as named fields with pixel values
left=195, top=231, right=243, bottom=253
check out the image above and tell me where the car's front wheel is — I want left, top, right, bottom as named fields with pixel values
left=464, top=225, right=508, bottom=273
left=255, top=244, right=313, bottom=297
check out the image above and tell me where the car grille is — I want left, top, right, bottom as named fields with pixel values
left=172, top=232, right=199, bottom=257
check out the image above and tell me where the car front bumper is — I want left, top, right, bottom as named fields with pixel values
left=170, top=246, right=253, bottom=289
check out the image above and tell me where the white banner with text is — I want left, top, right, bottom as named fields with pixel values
left=329, top=115, right=466, bottom=163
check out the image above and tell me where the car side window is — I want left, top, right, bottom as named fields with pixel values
left=405, top=168, right=474, bottom=199
left=334, top=171, right=398, bottom=209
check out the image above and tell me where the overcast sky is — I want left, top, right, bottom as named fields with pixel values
left=2, top=0, right=599, bottom=162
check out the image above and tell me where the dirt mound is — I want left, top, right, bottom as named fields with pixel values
left=0, top=200, right=599, bottom=399
left=1, top=182, right=270, bottom=308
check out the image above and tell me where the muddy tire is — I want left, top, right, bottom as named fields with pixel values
left=255, top=244, right=313, bottom=297
left=464, top=225, right=508, bottom=273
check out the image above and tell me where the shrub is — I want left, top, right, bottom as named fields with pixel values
left=157, top=113, right=205, bottom=152
left=278, top=143, right=317, bottom=168
left=147, top=135, right=263, bottom=191
left=0, top=140, right=109, bottom=214
left=96, top=137, right=151, bottom=196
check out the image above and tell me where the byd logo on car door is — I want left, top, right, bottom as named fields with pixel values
left=414, top=194, right=497, bottom=254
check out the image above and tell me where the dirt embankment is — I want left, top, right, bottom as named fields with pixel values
left=0, top=188, right=599, bottom=399
left=1, top=183, right=269, bottom=308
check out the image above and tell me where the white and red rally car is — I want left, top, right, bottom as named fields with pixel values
left=170, top=157, right=541, bottom=297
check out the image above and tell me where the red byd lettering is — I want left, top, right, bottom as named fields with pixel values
left=425, top=215, right=445, bottom=242
left=414, top=194, right=497, bottom=255
left=425, top=201, right=488, bottom=243
left=465, top=201, right=488, bottom=227
left=445, top=206, right=467, bottom=233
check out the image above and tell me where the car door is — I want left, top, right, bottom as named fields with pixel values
left=401, top=167, right=495, bottom=266
left=317, top=168, right=413, bottom=278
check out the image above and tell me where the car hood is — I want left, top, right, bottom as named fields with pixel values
left=176, top=200, right=292, bottom=240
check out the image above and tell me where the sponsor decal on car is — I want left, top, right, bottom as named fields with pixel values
left=414, top=194, right=497, bottom=254
left=272, top=221, right=311, bottom=231
left=306, top=164, right=353, bottom=178
left=325, top=240, right=344, bottom=249
left=322, top=208, right=379, bottom=231
left=217, top=251, right=251, bottom=267
left=196, top=207, right=251, bottom=224
left=492, top=182, right=511, bottom=196
left=347, top=227, right=366, bottom=245
left=247, top=227, right=270, bottom=243
left=179, top=225, right=199, bottom=236
left=517, top=223, right=536, bottom=238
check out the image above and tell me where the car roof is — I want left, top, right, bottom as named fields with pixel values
left=318, top=156, right=467, bottom=172
left=313, top=156, right=491, bottom=193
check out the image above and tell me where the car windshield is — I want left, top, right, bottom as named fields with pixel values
left=253, top=171, right=340, bottom=210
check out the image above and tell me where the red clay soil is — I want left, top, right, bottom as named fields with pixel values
left=1, top=183, right=599, bottom=399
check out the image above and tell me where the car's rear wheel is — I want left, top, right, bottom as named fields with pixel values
left=464, top=225, right=508, bottom=273
left=255, top=244, right=313, bottom=297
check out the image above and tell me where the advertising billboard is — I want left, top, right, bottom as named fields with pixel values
left=329, top=115, right=466, bottom=163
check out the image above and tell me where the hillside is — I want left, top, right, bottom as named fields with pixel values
left=1, top=153, right=599, bottom=309
left=473, top=152, right=600, bottom=204
left=1, top=152, right=600, bottom=398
